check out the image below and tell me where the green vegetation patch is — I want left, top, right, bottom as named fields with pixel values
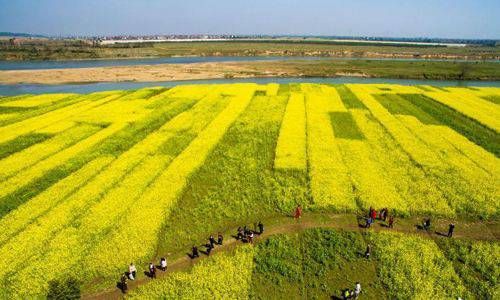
left=437, top=239, right=500, bottom=299
left=334, top=85, right=367, bottom=109
left=481, top=95, right=500, bottom=105
left=330, top=112, right=365, bottom=140
left=373, top=93, right=499, bottom=156
left=0, top=132, right=53, bottom=160
left=401, top=93, right=500, bottom=157
left=251, top=229, right=386, bottom=299
left=374, top=93, right=439, bottom=125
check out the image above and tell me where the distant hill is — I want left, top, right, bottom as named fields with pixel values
left=0, top=32, right=47, bottom=38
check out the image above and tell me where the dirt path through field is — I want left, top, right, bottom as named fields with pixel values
left=84, top=212, right=499, bottom=299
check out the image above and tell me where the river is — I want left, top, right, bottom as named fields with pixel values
left=0, top=56, right=498, bottom=71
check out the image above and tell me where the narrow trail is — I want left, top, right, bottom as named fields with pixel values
left=84, top=212, right=499, bottom=299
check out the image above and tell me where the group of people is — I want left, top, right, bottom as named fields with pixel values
left=191, top=232, right=224, bottom=258
left=117, top=204, right=462, bottom=295
left=365, top=207, right=394, bottom=228
left=342, top=282, right=362, bottom=299
left=120, top=257, right=168, bottom=293
left=190, top=222, right=264, bottom=260
left=236, top=221, right=264, bottom=244
left=422, top=218, right=455, bottom=237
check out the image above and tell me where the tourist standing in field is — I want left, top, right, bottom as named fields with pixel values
left=388, top=215, right=394, bottom=228
left=354, top=282, right=361, bottom=299
left=149, top=263, right=156, bottom=278
left=365, top=244, right=371, bottom=259
left=128, top=263, right=137, bottom=280
left=217, top=232, right=223, bottom=245
left=448, top=223, right=455, bottom=237
left=423, top=218, right=431, bottom=231
left=191, top=246, right=199, bottom=258
left=120, top=273, right=128, bottom=294
left=209, top=235, right=216, bottom=249
left=248, top=232, right=254, bottom=244
left=294, top=204, right=302, bottom=219
left=160, top=257, right=167, bottom=271
left=237, top=227, right=244, bottom=240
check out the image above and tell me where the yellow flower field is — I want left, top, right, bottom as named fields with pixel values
left=0, top=83, right=498, bottom=297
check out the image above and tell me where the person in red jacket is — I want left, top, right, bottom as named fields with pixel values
left=294, top=204, right=302, bottom=219
left=370, top=208, right=377, bottom=220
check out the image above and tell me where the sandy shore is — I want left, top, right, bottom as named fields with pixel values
left=1, top=59, right=498, bottom=85
left=0, top=62, right=296, bottom=85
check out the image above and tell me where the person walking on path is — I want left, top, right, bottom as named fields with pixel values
left=191, top=246, right=199, bottom=258
left=342, top=289, right=351, bottom=300
left=248, top=232, right=254, bottom=244
left=354, top=282, right=361, bottom=299
left=365, top=244, right=371, bottom=259
left=128, top=263, right=137, bottom=280
left=294, top=205, right=303, bottom=220
left=160, top=257, right=167, bottom=271
left=448, top=223, right=455, bottom=238
left=217, top=232, right=223, bottom=245
left=237, top=227, right=244, bottom=240
left=149, top=263, right=156, bottom=279
left=388, top=215, right=394, bottom=228
left=120, top=273, right=128, bottom=294
left=209, top=235, right=216, bottom=249
left=258, top=221, right=264, bottom=234
left=365, top=217, right=373, bottom=228
left=370, top=208, right=377, bottom=220
left=423, top=218, right=431, bottom=231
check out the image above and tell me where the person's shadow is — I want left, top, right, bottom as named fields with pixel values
left=435, top=231, right=448, bottom=237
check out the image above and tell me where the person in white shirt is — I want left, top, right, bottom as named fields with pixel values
left=128, top=263, right=137, bottom=280
left=354, top=282, right=361, bottom=299
left=160, top=257, right=167, bottom=271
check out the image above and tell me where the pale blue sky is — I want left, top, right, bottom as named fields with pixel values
left=1, top=0, right=499, bottom=38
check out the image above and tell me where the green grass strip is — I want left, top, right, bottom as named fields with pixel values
left=329, top=112, right=365, bottom=140
left=334, top=85, right=367, bottom=109
left=481, top=95, right=500, bottom=105
left=401, top=94, right=500, bottom=157
left=374, top=93, right=439, bottom=125
left=0, top=133, right=53, bottom=160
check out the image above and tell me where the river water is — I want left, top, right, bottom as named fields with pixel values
left=1, top=56, right=498, bottom=71
left=1, top=77, right=499, bottom=96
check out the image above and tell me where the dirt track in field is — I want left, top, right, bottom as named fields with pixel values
left=83, top=212, right=499, bottom=299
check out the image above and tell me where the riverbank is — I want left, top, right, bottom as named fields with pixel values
left=1, top=59, right=499, bottom=85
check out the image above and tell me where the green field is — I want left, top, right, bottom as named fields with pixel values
left=0, top=83, right=498, bottom=299
left=1, top=40, right=499, bottom=61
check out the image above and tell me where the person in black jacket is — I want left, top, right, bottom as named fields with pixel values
left=191, top=246, right=199, bottom=258
left=448, top=223, right=455, bottom=238
left=258, top=222, right=264, bottom=234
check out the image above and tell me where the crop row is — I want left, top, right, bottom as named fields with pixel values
left=274, top=92, right=307, bottom=170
